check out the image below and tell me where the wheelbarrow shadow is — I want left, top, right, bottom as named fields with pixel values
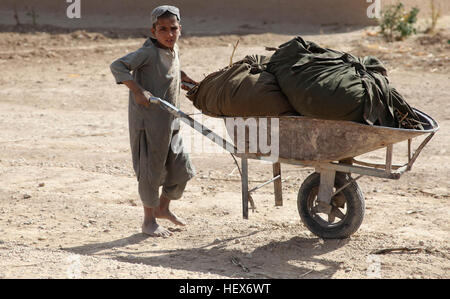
left=63, top=231, right=349, bottom=279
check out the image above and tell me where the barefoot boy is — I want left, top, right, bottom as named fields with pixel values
left=110, top=5, right=197, bottom=237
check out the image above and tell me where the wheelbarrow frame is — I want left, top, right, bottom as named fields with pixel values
left=148, top=94, right=439, bottom=226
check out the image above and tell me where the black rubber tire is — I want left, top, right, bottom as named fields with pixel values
left=297, top=172, right=365, bottom=239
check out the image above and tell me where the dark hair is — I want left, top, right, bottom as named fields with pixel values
left=152, top=11, right=180, bottom=28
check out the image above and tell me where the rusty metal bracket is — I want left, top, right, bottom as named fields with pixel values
left=407, top=132, right=436, bottom=171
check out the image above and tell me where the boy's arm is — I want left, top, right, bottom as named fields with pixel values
left=110, top=48, right=153, bottom=107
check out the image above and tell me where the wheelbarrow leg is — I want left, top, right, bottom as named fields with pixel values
left=273, top=162, right=283, bottom=206
left=316, top=168, right=335, bottom=214
left=241, top=158, right=249, bottom=219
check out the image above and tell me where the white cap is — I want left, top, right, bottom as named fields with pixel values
left=151, top=5, right=180, bottom=25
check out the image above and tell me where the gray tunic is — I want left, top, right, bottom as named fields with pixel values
left=110, top=38, right=195, bottom=202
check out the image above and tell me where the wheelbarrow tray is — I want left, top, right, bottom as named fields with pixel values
left=224, top=108, right=438, bottom=162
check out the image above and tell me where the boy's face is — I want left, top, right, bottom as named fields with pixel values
left=151, top=16, right=181, bottom=50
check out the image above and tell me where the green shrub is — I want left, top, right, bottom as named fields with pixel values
left=380, top=3, right=419, bottom=41
left=26, top=7, right=39, bottom=26
left=426, top=0, right=441, bottom=34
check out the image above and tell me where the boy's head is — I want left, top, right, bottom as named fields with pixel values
left=150, top=5, right=181, bottom=50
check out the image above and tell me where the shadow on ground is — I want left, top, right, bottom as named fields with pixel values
left=63, top=231, right=349, bottom=278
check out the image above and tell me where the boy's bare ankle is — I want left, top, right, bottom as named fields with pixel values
left=155, top=208, right=186, bottom=226
left=142, top=220, right=172, bottom=237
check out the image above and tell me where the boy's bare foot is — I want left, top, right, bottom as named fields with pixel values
left=155, top=195, right=186, bottom=226
left=142, top=221, right=172, bottom=237
left=155, top=208, right=186, bottom=226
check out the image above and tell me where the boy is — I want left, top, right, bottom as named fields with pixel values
left=110, top=5, right=197, bottom=237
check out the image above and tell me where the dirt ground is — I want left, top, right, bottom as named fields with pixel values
left=0, top=15, right=449, bottom=279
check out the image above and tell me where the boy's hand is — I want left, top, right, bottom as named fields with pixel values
left=122, top=80, right=150, bottom=108
left=134, top=91, right=150, bottom=108
left=181, top=71, right=198, bottom=91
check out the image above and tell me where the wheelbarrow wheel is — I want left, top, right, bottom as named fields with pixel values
left=297, top=172, right=365, bottom=239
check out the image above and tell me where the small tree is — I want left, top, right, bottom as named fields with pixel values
left=13, top=5, right=21, bottom=26
left=26, top=7, right=39, bottom=26
left=426, top=0, right=441, bottom=34
left=380, top=3, right=419, bottom=42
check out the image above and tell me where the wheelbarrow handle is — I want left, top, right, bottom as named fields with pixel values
left=145, top=93, right=237, bottom=153
left=149, top=96, right=164, bottom=105
left=181, top=81, right=196, bottom=90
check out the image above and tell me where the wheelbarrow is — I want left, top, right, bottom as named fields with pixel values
left=146, top=91, right=439, bottom=239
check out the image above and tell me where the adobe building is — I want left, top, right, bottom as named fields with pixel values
left=0, top=0, right=448, bottom=33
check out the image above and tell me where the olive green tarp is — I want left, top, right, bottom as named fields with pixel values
left=186, top=55, right=297, bottom=117
left=267, top=36, right=423, bottom=129
left=187, top=37, right=423, bottom=130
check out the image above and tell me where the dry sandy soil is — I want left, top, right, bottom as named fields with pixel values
left=0, top=16, right=449, bottom=279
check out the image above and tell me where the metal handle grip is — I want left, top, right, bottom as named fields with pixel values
left=181, top=81, right=196, bottom=90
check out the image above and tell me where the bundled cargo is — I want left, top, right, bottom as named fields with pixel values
left=186, top=55, right=297, bottom=117
left=187, top=36, right=423, bottom=130
left=267, top=36, right=423, bottom=129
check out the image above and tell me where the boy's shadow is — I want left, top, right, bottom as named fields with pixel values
left=64, top=233, right=150, bottom=255
left=63, top=231, right=349, bottom=278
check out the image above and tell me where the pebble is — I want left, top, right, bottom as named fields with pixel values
left=38, top=183, right=45, bottom=187
left=23, top=194, right=31, bottom=199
